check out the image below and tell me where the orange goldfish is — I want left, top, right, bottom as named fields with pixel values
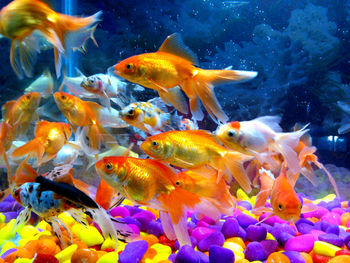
left=0, top=121, right=14, bottom=184
left=113, top=33, right=257, bottom=123
left=215, top=116, right=309, bottom=174
left=2, top=92, right=41, bottom=137
left=11, top=121, right=72, bottom=166
left=141, top=130, right=252, bottom=193
left=54, top=92, right=115, bottom=151
left=95, top=156, right=233, bottom=246
left=0, top=0, right=101, bottom=78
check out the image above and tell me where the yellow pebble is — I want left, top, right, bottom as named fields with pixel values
left=0, top=219, right=16, bottom=240
left=14, top=259, right=33, bottom=263
left=237, top=189, right=249, bottom=201
left=122, top=199, right=133, bottom=206
left=266, top=233, right=276, bottom=240
left=96, top=252, right=118, bottom=263
left=20, top=225, right=39, bottom=239
left=101, top=237, right=118, bottom=250
left=34, top=230, right=52, bottom=239
left=250, top=196, right=257, bottom=207
left=58, top=212, right=76, bottom=226
left=0, top=241, right=16, bottom=255
left=140, top=231, right=148, bottom=237
left=36, top=220, right=50, bottom=230
left=18, top=238, right=32, bottom=247
left=313, top=241, right=341, bottom=257
left=0, top=213, right=5, bottom=224
left=151, top=243, right=172, bottom=255
left=251, top=261, right=263, bottom=263
left=55, top=244, right=78, bottom=263
left=152, top=252, right=171, bottom=262
left=71, top=224, right=104, bottom=247
left=314, top=194, right=336, bottom=204
left=223, top=242, right=243, bottom=252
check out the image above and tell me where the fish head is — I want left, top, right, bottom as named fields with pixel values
left=19, top=92, right=41, bottom=111
left=12, top=187, right=22, bottom=204
left=216, top=121, right=248, bottom=150
left=54, top=92, right=75, bottom=112
left=95, top=156, right=128, bottom=186
left=141, top=134, right=174, bottom=160
left=81, top=76, right=102, bottom=93
left=113, top=56, right=146, bottom=83
left=120, top=103, right=143, bottom=123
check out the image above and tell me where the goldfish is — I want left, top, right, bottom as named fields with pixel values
left=120, top=97, right=182, bottom=134
left=95, top=156, right=233, bottom=246
left=0, top=121, right=14, bottom=183
left=141, top=130, right=252, bottom=193
left=11, top=121, right=73, bottom=166
left=112, top=33, right=257, bottom=123
left=54, top=92, right=119, bottom=151
left=215, top=116, right=309, bottom=174
left=2, top=92, right=41, bottom=137
left=24, top=69, right=53, bottom=98
left=0, top=0, right=101, bottom=78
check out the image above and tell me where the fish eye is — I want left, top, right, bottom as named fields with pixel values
left=227, top=131, right=235, bottom=137
left=126, top=64, right=133, bottom=70
left=151, top=141, right=158, bottom=147
left=278, top=203, right=283, bottom=210
left=128, top=109, right=135, bottom=115
left=89, top=79, right=95, bottom=84
left=105, top=163, right=113, bottom=170
left=26, top=94, right=31, bottom=99
left=175, top=181, right=180, bottom=186
left=61, top=95, right=66, bottom=100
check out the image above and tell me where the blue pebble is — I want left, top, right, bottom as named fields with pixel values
left=221, top=218, right=239, bottom=238
left=244, top=241, right=267, bottom=261
left=283, top=251, right=306, bottom=263
left=147, top=220, right=164, bottom=237
left=314, top=221, right=322, bottom=230
left=237, top=213, right=258, bottom=228
left=246, top=225, right=267, bottom=242
left=124, top=205, right=144, bottom=215
left=209, top=245, right=234, bottom=263
left=168, top=253, right=176, bottom=262
left=277, top=232, right=294, bottom=246
left=319, top=233, right=344, bottom=247
left=175, top=245, right=200, bottom=263
left=326, top=224, right=340, bottom=235
left=119, top=240, right=148, bottom=263
left=174, top=237, right=197, bottom=250
left=197, top=231, right=225, bottom=252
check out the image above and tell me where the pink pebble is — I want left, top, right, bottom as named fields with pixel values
left=347, top=221, right=350, bottom=228
left=284, top=234, right=315, bottom=253
left=321, top=212, right=341, bottom=225
left=233, top=209, right=242, bottom=217
left=260, top=213, right=288, bottom=226
left=128, top=224, right=140, bottom=235
left=191, top=227, right=216, bottom=242
left=110, top=206, right=130, bottom=218
left=303, top=207, right=329, bottom=219
left=197, top=220, right=210, bottom=228
left=332, top=208, right=345, bottom=215
left=201, top=216, right=216, bottom=225
left=309, top=230, right=325, bottom=240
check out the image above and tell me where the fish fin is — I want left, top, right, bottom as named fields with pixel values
left=252, top=207, right=273, bottom=216
left=159, top=211, right=177, bottom=240
left=159, top=86, right=189, bottom=114
left=294, top=123, right=312, bottom=146
left=254, top=189, right=272, bottom=209
left=98, top=91, right=112, bottom=112
left=0, top=189, right=11, bottom=203
left=13, top=156, right=38, bottom=186
left=147, top=78, right=169, bottom=93
left=2, top=101, right=15, bottom=120
left=88, top=123, right=116, bottom=150
left=314, top=160, right=341, bottom=199
left=181, top=79, right=204, bottom=121
left=12, top=207, right=32, bottom=235
left=338, top=123, right=350, bottom=134
left=255, top=116, right=282, bottom=132
left=41, top=69, right=54, bottom=98
left=54, top=47, right=63, bottom=78
left=110, top=217, right=140, bottom=242
left=85, top=101, right=104, bottom=118
left=219, top=151, right=252, bottom=193
left=18, top=36, right=40, bottom=78
left=10, top=40, right=24, bottom=78
left=48, top=218, right=72, bottom=248
left=172, top=214, right=192, bottom=247
left=301, top=203, right=318, bottom=214
left=11, top=138, right=45, bottom=166
left=69, top=209, right=89, bottom=229
left=158, top=33, right=198, bottom=65
left=96, top=178, right=115, bottom=210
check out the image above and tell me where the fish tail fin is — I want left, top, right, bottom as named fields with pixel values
left=190, top=69, right=257, bottom=122
left=219, top=151, right=252, bottom=193
left=272, top=124, right=310, bottom=174
left=88, top=123, right=116, bottom=151
left=11, top=138, right=45, bottom=166
left=314, top=161, right=341, bottom=199
left=96, top=178, right=115, bottom=210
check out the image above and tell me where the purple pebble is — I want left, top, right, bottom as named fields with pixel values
left=345, top=235, right=350, bottom=249
left=148, top=220, right=164, bottom=237
left=246, top=225, right=267, bottom=241
left=237, top=226, right=247, bottom=241
left=3, top=212, right=18, bottom=222
left=320, top=221, right=331, bottom=232
left=175, top=245, right=200, bottom=263
left=197, top=231, right=225, bottom=252
left=197, top=251, right=209, bottom=263
left=319, top=233, right=344, bottom=247
left=200, top=216, right=216, bottom=225
left=296, top=218, right=314, bottom=226
left=237, top=201, right=252, bottom=210
left=327, top=199, right=341, bottom=210
left=284, top=234, right=315, bottom=252
left=271, top=223, right=295, bottom=239
left=221, top=218, right=239, bottom=238
left=127, top=224, right=140, bottom=235
left=124, top=205, right=144, bottom=215
left=326, top=224, right=340, bottom=235
left=321, top=212, right=341, bottom=225
left=237, top=213, right=258, bottom=228
left=260, top=223, right=273, bottom=233
left=191, top=227, right=216, bottom=242
left=260, top=240, right=278, bottom=257
left=283, top=251, right=307, bottom=263
left=118, top=240, right=149, bottom=263
left=174, top=237, right=197, bottom=250
left=297, top=223, right=314, bottom=234
left=0, top=248, right=17, bottom=260
left=110, top=206, right=130, bottom=218
left=0, top=201, right=13, bottom=212
left=197, top=220, right=210, bottom=228
left=209, top=245, right=235, bottom=263
left=244, top=241, right=267, bottom=261
left=168, top=253, right=176, bottom=262
left=277, top=232, right=294, bottom=246
left=120, top=216, right=141, bottom=229
left=332, top=208, right=344, bottom=215
left=133, top=211, right=156, bottom=232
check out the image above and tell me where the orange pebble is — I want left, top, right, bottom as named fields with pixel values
left=226, top=237, right=246, bottom=249
left=341, top=213, right=350, bottom=226
left=146, top=207, right=159, bottom=218
left=75, top=241, right=89, bottom=249
left=267, top=252, right=291, bottom=263
left=341, top=201, right=348, bottom=209
left=142, top=248, right=157, bottom=261
left=300, top=252, right=313, bottom=263
left=71, top=248, right=99, bottom=263
left=96, top=250, right=107, bottom=259
left=141, top=235, right=159, bottom=247
left=33, top=239, right=57, bottom=255
left=329, top=255, right=350, bottom=262
left=0, top=258, right=4, bottom=263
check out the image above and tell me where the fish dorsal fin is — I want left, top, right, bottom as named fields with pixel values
left=2, top=101, right=15, bottom=120
left=45, top=164, right=74, bottom=184
left=229, top=121, right=240, bottom=129
left=158, top=33, right=198, bottom=65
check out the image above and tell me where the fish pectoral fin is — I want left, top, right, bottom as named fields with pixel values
left=159, top=211, right=177, bottom=240
left=253, top=189, right=272, bottom=210
left=301, top=203, right=318, bottom=214
left=159, top=86, right=189, bottom=114
left=252, top=207, right=273, bottom=215
left=96, top=178, right=115, bottom=210
left=147, top=77, right=169, bottom=93
left=10, top=40, right=24, bottom=79
left=12, top=207, right=32, bottom=235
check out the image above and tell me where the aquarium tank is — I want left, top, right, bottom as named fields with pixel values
left=0, top=0, right=349, bottom=262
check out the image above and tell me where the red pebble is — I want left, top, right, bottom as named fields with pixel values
left=295, top=232, right=302, bottom=236
left=33, top=254, right=59, bottom=263
left=346, top=229, right=350, bottom=233
left=335, top=250, right=350, bottom=256
left=118, top=250, right=123, bottom=256
left=89, top=245, right=101, bottom=250
left=313, top=253, right=332, bottom=263
left=103, top=248, right=115, bottom=253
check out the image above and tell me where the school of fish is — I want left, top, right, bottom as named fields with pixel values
left=0, top=0, right=341, bottom=249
